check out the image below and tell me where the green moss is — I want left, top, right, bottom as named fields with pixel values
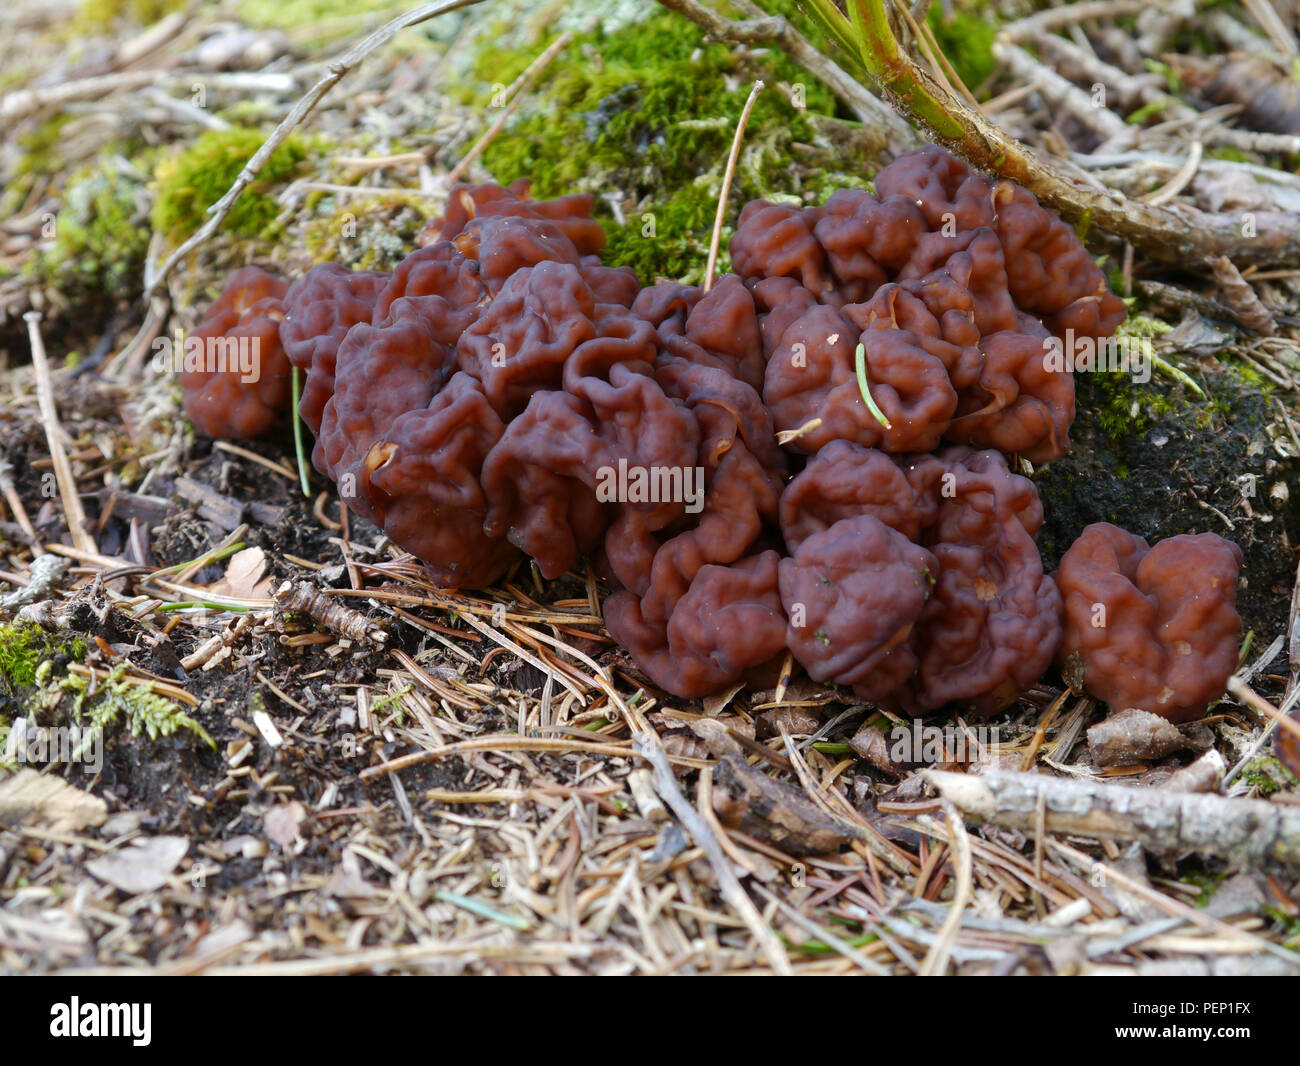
left=1118, top=314, right=1173, bottom=339
left=25, top=159, right=151, bottom=293
left=152, top=127, right=308, bottom=243
left=0, top=625, right=44, bottom=689
left=926, top=4, right=997, bottom=90
left=13, top=115, right=76, bottom=179
left=371, top=683, right=414, bottom=726
left=1223, top=356, right=1277, bottom=395
left=0, top=625, right=88, bottom=726
left=300, top=191, right=429, bottom=269
left=1181, top=868, right=1226, bottom=908
left=474, top=11, right=864, bottom=282
left=2, top=624, right=208, bottom=750
left=73, top=0, right=184, bottom=32
left=1080, top=371, right=1174, bottom=441
left=1242, top=756, right=1298, bottom=796
left=42, top=661, right=214, bottom=749
left=239, top=0, right=400, bottom=30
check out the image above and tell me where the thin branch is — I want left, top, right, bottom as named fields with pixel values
left=143, top=0, right=487, bottom=299
left=23, top=312, right=96, bottom=556
left=445, top=30, right=574, bottom=185
left=661, top=0, right=1300, bottom=268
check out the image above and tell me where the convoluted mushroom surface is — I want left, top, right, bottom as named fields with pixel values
left=779, top=445, right=1061, bottom=716
left=1054, top=523, right=1244, bottom=722
left=738, top=144, right=1125, bottom=463
left=178, top=147, right=1240, bottom=721
left=181, top=266, right=291, bottom=440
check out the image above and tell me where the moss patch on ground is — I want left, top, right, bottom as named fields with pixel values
left=152, top=127, right=310, bottom=243
left=24, top=158, right=152, bottom=299
left=472, top=10, right=877, bottom=283
left=0, top=623, right=210, bottom=751
left=0, top=624, right=87, bottom=718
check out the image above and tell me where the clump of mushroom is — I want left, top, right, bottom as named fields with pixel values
left=177, top=146, right=1241, bottom=722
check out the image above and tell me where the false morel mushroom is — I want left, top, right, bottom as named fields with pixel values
left=178, top=148, right=1236, bottom=721
left=181, top=266, right=290, bottom=440
left=1054, top=523, right=1244, bottom=722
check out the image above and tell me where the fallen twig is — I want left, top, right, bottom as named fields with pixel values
left=144, top=0, right=488, bottom=298
left=923, top=767, right=1300, bottom=867
left=446, top=31, right=574, bottom=185
left=23, top=312, right=96, bottom=556
left=703, top=79, right=763, bottom=293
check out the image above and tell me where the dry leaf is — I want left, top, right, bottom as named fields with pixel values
left=325, top=849, right=375, bottom=898
left=0, top=769, right=107, bottom=833
left=263, top=801, right=306, bottom=849
left=198, top=546, right=275, bottom=600
left=86, top=836, right=189, bottom=894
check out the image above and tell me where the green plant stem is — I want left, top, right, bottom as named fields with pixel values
left=291, top=366, right=312, bottom=497
left=855, top=343, right=892, bottom=429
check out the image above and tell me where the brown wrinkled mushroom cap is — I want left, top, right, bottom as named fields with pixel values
left=419, top=179, right=606, bottom=257
left=780, top=439, right=931, bottom=553
left=184, top=147, right=1168, bottom=715
left=1055, top=522, right=1243, bottom=722
left=605, top=551, right=788, bottom=698
left=775, top=443, right=1060, bottom=715
left=780, top=515, right=938, bottom=701
left=281, top=263, right=390, bottom=444
left=180, top=266, right=290, bottom=440
left=898, top=447, right=1061, bottom=717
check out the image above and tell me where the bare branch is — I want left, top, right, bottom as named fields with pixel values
left=660, top=0, right=1300, bottom=268
left=143, top=0, right=487, bottom=299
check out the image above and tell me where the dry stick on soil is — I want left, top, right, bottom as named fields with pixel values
left=359, top=734, right=709, bottom=782
left=633, top=729, right=795, bottom=975
left=445, top=31, right=574, bottom=185
left=1140, top=141, right=1202, bottom=207
left=275, top=580, right=388, bottom=645
left=923, top=767, right=1300, bottom=868
left=703, top=79, right=763, bottom=293
left=0, top=554, right=69, bottom=612
left=660, top=0, right=1300, bottom=267
left=1, top=70, right=295, bottom=124
left=23, top=312, right=96, bottom=556
left=143, top=0, right=487, bottom=298
left=997, top=0, right=1150, bottom=40
left=991, top=41, right=1129, bottom=144
left=1242, top=0, right=1298, bottom=57
left=0, top=460, right=42, bottom=554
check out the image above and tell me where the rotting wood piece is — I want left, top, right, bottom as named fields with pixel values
left=712, top=751, right=854, bottom=857
left=273, top=581, right=387, bottom=646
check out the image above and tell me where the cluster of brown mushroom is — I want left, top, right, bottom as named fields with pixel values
left=179, top=146, right=1243, bottom=723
